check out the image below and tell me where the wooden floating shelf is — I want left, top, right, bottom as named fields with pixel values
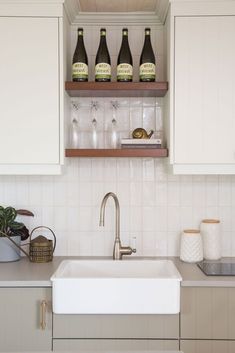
left=65, top=149, right=168, bottom=158
left=65, top=81, right=168, bottom=97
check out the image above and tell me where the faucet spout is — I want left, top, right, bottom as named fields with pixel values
left=99, top=192, right=136, bottom=260
left=99, top=192, right=120, bottom=241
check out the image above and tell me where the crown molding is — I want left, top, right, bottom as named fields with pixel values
left=155, top=0, right=170, bottom=24
left=64, top=0, right=80, bottom=23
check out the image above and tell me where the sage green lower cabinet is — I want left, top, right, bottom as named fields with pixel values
left=53, top=339, right=179, bottom=351
left=0, top=287, right=52, bottom=352
left=53, top=314, right=179, bottom=339
left=180, top=340, right=235, bottom=353
left=53, top=314, right=179, bottom=351
left=181, top=287, right=235, bottom=339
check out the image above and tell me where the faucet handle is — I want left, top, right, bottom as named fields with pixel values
left=130, top=236, right=137, bottom=253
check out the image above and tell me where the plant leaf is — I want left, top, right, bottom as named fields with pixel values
left=9, top=221, right=24, bottom=230
left=11, top=225, right=30, bottom=241
left=4, top=207, right=17, bottom=223
left=16, top=209, right=34, bottom=217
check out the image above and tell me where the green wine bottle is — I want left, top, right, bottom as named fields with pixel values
left=117, top=28, right=133, bottom=82
left=139, top=28, right=156, bottom=82
left=72, top=28, right=88, bottom=82
left=95, top=28, right=111, bottom=82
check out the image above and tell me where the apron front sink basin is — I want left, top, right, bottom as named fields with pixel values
left=51, top=259, right=182, bottom=314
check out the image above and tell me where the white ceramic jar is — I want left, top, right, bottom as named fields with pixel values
left=180, top=229, right=203, bottom=263
left=200, top=219, right=221, bottom=260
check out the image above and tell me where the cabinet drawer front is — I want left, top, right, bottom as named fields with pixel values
left=181, top=287, right=235, bottom=339
left=181, top=340, right=235, bottom=353
left=53, top=314, right=179, bottom=339
left=53, top=339, right=179, bottom=351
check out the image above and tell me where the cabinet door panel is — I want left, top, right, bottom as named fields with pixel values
left=0, top=17, right=59, bottom=164
left=174, top=16, right=235, bottom=164
left=0, top=288, right=52, bottom=351
left=181, top=287, right=235, bottom=339
left=53, top=339, right=179, bottom=351
left=53, top=314, right=179, bottom=339
left=181, top=340, right=235, bottom=353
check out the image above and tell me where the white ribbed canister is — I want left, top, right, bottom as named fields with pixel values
left=200, top=219, right=221, bottom=260
left=180, top=229, right=203, bottom=263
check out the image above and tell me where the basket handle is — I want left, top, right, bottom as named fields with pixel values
left=30, top=226, right=56, bottom=253
left=0, top=231, right=30, bottom=258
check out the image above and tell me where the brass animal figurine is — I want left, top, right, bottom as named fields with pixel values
left=132, top=128, right=154, bottom=139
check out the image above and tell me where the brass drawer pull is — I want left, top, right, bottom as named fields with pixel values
left=40, top=300, right=47, bottom=330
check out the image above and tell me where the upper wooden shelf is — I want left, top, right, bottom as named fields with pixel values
left=65, top=148, right=168, bottom=158
left=65, top=81, right=168, bottom=97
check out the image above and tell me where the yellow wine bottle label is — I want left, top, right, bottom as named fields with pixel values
left=95, top=63, right=111, bottom=79
left=139, top=63, right=155, bottom=80
left=72, top=62, right=88, bottom=79
left=117, top=63, right=133, bottom=81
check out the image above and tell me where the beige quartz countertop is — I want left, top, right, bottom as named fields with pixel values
left=1, top=351, right=182, bottom=353
left=0, top=256, right=235, bottom=287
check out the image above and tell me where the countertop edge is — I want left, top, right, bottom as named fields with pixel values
left=0, top=256, right=235, bottom=288
left=0, top=280, right=52, bottom=287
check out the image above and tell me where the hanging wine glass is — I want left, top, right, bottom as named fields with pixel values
left=90, top=101, right=99, bottom=149
left=109, top=100, right=120, bottom=148
left=70, top=101, right=80, bottom=148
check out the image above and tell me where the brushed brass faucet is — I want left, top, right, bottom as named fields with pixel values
left=99, top=192, right=136, bottom=260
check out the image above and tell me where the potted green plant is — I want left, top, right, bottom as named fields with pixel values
left=0, top=206, right=34, bottom=262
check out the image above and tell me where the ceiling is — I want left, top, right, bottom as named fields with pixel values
left=78, top=0, right=159, bottom=13
left=65, top=0, right=169, bottom=25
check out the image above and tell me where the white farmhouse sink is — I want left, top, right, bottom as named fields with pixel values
left=51, top=259, right=182, bottom=315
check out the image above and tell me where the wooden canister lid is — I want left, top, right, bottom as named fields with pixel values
left=183, top=229, right=200, bottom=234
left=202, top=219, right=220, bottom=224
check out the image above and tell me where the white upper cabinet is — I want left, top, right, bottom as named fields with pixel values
left=169, top=1, right=235, bottom=174
left=0, top=3, right=64, bottom=174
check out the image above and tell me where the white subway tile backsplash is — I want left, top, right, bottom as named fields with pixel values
left=143, top=181, right=156, bottom=207
left=180, top=206, right=193, bottom=230
left=222, top=231, right=232, bottom=257
left=53, top=207, right=68, bottom=231
left=79, top=182, right=92, bottom=206
left=155, top=206, right=167, bottom=232
left=180, top=181, right=193, bottom=207
left=167, top=231, right=180, bottom=256
left=2, top=157, right=235, bottom=257
left=155, top=231, right=167, bottom=256
left=143, top=206, right=156, bottom=231
left=168, top=181, right=180, bottom=206
left=205, top=181, right=218, bottom=206
left=142, top=231, right=158, bottom=256
left=219, top=179, right=232, bottom=206
left=77, top=234, right=93, bottom=256
left=67, top=207, right=80, bottom=231
left=130, top=207, right=142, bottom=232
left=167, top=206, right=181, bottom=232
left=155, top=181, right=167, bottom=205
left=143, top=159, right=155, bottom=182
left=91, top=233, right=106, bottom=256
left=78, top=206, right=93, bottom=231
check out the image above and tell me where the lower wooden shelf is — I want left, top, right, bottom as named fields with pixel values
left=65, top=148, right=168, bottom=158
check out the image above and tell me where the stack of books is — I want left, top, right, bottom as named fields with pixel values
left=121, top=138, right=162, bottom=149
